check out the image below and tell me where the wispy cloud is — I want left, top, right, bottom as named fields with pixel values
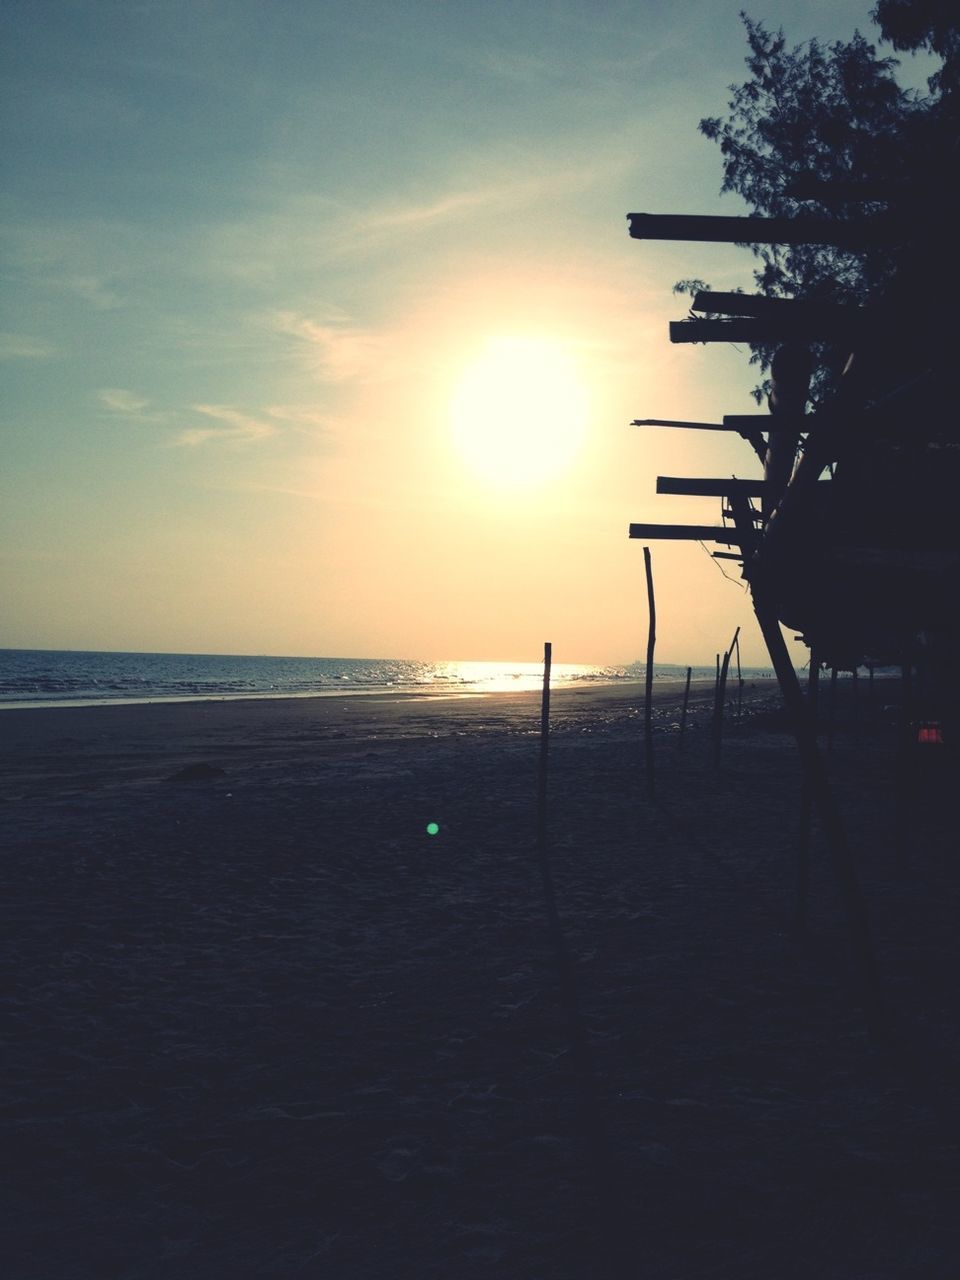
left=61, top=273, right=121, bottom=309
left=178, top=404, right=277, bottom=447
left=97, top=387, right=170, bottom=427
left=348, top=154, right=633, bottom=248
left=470, top=48, right=559, bottom=84
left=360, top=188, right=501, bottom=232
left=266, top=404, right=343, bottom=436
left=99, top=387, right=151, bottom=414
left=0, top=332, right=54, bottom=360
left=271, top=311, right=394, bottom=383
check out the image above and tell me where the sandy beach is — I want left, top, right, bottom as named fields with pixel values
left=3, top=679, right=958, bottom=1278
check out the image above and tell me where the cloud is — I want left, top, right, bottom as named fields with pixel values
left=470, top=48, right=558, bottom=84
left=62, top=274, right=121, bottom=309
left=99, top=387, right=151, bottom=414
left=360, top=188, right=500, bottom=232
left=0, top=332, right=53, bottom=360
left=271, top=311, right=394, bottom=383
left=178, top=404, right=277, bottom=447
left=266, top=404, right=343, bottom=436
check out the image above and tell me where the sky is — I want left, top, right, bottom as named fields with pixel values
left=0, top=0, right=930, bottom=666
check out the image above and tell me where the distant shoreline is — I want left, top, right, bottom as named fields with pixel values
left=0, top=675, right=745, bottom=717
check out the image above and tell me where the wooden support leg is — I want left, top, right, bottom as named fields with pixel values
left=753, top=601, right=885, bottom=1039
left=795, top=651, right=819, bottom=936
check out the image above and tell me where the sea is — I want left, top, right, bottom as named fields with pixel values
left=0, top=649, right=776, bottom=711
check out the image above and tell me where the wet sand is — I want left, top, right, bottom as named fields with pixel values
left=3, top=681, right=958, bottom=1277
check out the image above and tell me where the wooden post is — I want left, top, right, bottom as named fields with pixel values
left=713, top=627, right=740, bottom=768
left=828, top=665, right=839, bottom=750
left=678, top=665, right=692, bottom=749
left=643, top=548, right=656, bottom=794
left=852, top=664, right=860, bottom=745
left=735, top=634, right=743, bottom=722
left=808, top=650, right=821, bottom=725
left=895, top=661, right=914, bottom=868
left=537, top=642, right=552, bottom=854
left=531, top=641, right=625, bottom=1257
left=796, top=651, right=819, bottom=936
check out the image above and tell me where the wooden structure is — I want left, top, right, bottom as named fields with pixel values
left=626, top=206, right=960, bottom=1035
left=627, top=211, right=960, bottom=686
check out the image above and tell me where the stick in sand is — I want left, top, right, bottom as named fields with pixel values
left=678, top=665, right=692, bottom=749
left=537, top=641, right=552, bottom=854
left=713, top=625, right=740, bottom=769
left=532, top=644, right=624, bottom=1256
left=827, top=664, right=839, bottom=750
left=643, top=547, right=656, bottom=792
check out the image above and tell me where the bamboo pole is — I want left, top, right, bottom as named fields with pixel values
left=643, top=547, right=656, bottom=794
left=678, top=665, right=692, bottom=749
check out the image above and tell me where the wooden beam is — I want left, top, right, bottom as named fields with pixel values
left=657, top=476, right=767, bottom=497
left=627, top=211, right=898, bottom=248
left=657, top=476, right=832, bottom=498
left=722, top=414, right=809, bottom=434
left=631, top=417, right=732, bottom=432
left=728, top=493, right=761, bottom=562
left=629, top=523, right=741, bottom=544
left=691, top=290, right=869, bottom=331
left=712, top=552, right=744, bottom=561
left=670, top=317, right=859, bottom=344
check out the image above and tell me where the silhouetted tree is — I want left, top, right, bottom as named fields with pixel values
left=872, top=0, right=960, bottom=97
left=680, top=6, right=958, bottom=404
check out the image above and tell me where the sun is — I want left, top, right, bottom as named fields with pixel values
left=450, top=336, right=589, bottom=488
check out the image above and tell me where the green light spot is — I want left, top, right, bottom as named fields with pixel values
left=426, top=822, right=440, bottom=836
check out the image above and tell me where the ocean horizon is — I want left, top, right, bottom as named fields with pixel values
left=0, top=648, right=778, bottom=710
